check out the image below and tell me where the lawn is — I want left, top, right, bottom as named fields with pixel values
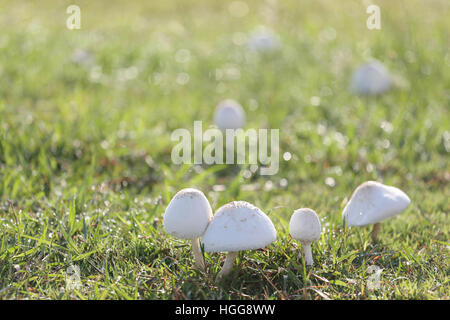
left=0, top=0, right=448, bottom=300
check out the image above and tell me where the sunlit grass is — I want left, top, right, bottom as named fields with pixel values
left=0, top=0, right=448, bottom=299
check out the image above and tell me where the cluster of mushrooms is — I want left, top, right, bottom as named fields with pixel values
left=163, top=37, right=398, bottom=280
left=163, top=181, right=411, bottom=280
left=164, top=58, right=401, bottom=280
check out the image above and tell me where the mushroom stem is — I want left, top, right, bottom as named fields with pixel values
left=191, top=238, right=205, bottom=271
left=371, top=223, right=381, bottom=241
left=301, top=243, right=314, bottom=266
left=216, top=251, right=238, bottom=280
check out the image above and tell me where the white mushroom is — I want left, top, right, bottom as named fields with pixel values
left=246, top=27, right=281, bottom=52
left=342, top=181, right=411, bottom=240
left=72, top=48, right=94, bottom=66
left=351, top=60, right=392, bottom=95
left=289, top=208, right=321, bottom=266
left=163, top=188, right=213, bottom=270
left=214, top=99, right=246, bottom=130
left=201, top=201, right=277, bottom=279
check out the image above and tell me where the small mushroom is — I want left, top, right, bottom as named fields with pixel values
left=342, top=181, right=411, bottom=240
left=71, top=48, right=94, bottom=66
left=214, top=99, right=246, bottom=130
left=201, top=201, right=277, bottom=279
left=246, top=26, right=281, bottom=52
left=289, top=208, right=322, bottom=266
left=163, top=188, right=213, bottom=270
left=351, top=60, right=392, bottom=95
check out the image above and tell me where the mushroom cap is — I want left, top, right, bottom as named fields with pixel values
left=201, top=201, right=277, bottom=253
left=289, top=208, right=322, bottom=244
left=351, top=60, right=392, bottom=95
left=163, top=188, right=213, bottom=239
left=72, top=48, right=94, bottom=65
left=342, top=181, right=411, bottom=227
left=214, top=99, right=246, bottom=130
left=246, top=27, right=281, bottom=52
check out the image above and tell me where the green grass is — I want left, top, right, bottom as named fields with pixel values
left=0, top=0, right=449, bottom=299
